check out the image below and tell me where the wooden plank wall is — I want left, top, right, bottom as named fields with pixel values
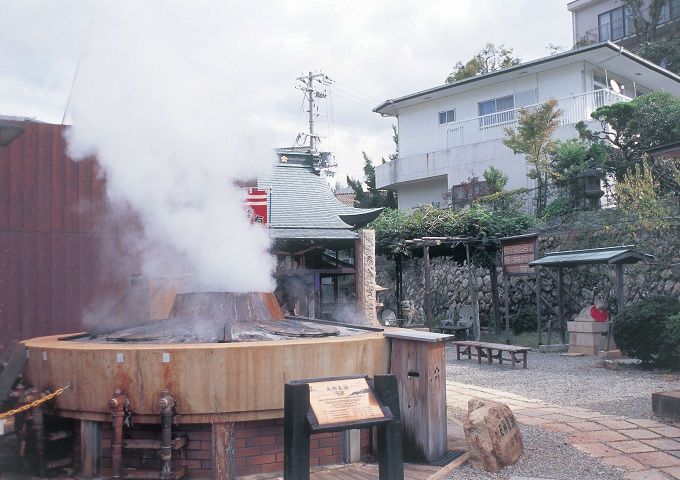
left=0, top=120, right=136, bottom=356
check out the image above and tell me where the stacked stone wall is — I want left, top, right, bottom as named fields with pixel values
left=376, top=222, right=680, bottom=328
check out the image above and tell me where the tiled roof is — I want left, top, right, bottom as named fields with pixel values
left=258, top=163, right=382, bottom=240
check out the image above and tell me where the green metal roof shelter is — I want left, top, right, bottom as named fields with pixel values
left=529, top=245, right=653, bottom=348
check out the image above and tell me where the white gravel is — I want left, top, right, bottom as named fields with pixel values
left=445, top=424, right=625, bottom=480
left=445, top=347, right=680, bottom=419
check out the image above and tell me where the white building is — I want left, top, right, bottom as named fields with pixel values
left=569, top=0, right=680, bottom=47
left=373, top=42, right=680, bottom=211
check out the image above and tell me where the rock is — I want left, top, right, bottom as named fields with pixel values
left=464, top=398, right=523, bottom=473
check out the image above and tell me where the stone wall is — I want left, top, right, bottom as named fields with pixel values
left=376, top=219, right=680, bottom=329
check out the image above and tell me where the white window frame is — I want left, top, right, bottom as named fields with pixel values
left=438, top=109, right=456, bottom=125
left=478, top=94, right=515, bottom=127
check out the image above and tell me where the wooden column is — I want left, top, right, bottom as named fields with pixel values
left=423, top=245, right=432, bottom=331
left=386, top=331, right=449, bottom=463
left=466, top=244, right=480, bottom=341
left=615, top=263, right=625, bottom=313
left=212, top=422, right=236, bottom=480
left=607, top=262, right=626, bottom=351
left=490, top=263, right=501, bottom=334
left=535, top=266, right=542, bottom=347
left=79, top=421, right=101, bottom=478
left=503, top=275, right=510, bottom=342
left=557, top=267, right=566, bottom=344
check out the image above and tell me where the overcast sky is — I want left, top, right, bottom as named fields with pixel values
left=0, top=0, right=573, bottom=185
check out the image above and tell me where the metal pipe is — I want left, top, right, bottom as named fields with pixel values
left=158, top=390, right=175, bottom=480
left=32, top=400, right=46, bottom=476
left=108, top=391, right=128, bottom=479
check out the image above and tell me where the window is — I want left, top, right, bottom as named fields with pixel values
left=478, top=94, right=515, bottom=126
left=672, top=0, right=680, bottom=20
left=438, top=109, right=456, bottom=125
left=598, top=6, right=634, bottom=41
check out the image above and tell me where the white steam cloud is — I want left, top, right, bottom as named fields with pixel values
left=66, top=1, right=277, bottom=292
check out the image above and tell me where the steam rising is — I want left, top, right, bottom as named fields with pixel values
left=66, top=2, right=276, bottom=292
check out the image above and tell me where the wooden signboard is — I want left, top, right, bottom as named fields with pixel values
left=501, top=235, right=538, bottom=276
left=284, top=375, right=404, bottom=480
left=307, top=377, right=387, bottom=428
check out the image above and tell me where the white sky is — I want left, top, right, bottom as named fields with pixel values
left=0, top=0, right=572, bottom=185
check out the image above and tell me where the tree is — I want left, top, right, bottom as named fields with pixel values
left=446, top=43, right=521, bottom=84
left=482, top=166, right=508, bottom=194
left=578, top=91, right=680, bottom=180
left=503, top=100, right=562, bottom=216
left=347, top=125, right=399, bottom=209
left=621, top=0, right=668, bottom=43
left=637, top=39, right=680, bottom=75
left=550, top=138, right=609, bottom=208
left=616, top=157, right=670, bottom=230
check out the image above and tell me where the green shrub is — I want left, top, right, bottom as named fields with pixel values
left=512, top=307, right=537, bottom=335
left=661, top=313, right=680, bottom=370
left=612, top=295, right=680, bottom=369
left=542, top=197, right=573, bottom=220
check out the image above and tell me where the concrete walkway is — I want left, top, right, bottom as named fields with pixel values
left=447, top=381, right=680, bottom=480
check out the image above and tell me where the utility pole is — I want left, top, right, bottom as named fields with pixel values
left=296, top=71, right=332, bottom=153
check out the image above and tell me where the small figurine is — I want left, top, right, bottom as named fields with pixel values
left=575, top=295, right=609, bottom=322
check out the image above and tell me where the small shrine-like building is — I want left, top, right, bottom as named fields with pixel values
left=258, top=149, right=383, bottom=322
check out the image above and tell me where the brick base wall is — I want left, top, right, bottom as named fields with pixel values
left=98, top=419, right=371, bottom=478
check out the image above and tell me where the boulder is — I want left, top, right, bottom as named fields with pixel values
left=464, top=398, right=523, bottom=472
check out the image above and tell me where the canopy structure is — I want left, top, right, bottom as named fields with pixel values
left=529, top=245, right=653, bottom=348
left=529, top=246, right=653, bottom=268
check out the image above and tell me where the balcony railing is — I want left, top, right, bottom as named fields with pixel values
left=444, top=90, right=630, bottom=149
left=583, top=2, right=680, bottom=44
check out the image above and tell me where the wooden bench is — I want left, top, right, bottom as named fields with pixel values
left=452, top=341, right=530, bottom=369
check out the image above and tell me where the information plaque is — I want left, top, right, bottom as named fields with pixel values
left=307, top=377, right=386, bottom=426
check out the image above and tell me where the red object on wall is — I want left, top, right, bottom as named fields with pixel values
left=245, top=187, right=268, bottom=226
left=0, top=120, right=137, bottom=356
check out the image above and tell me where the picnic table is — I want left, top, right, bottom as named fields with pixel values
left=452, top=341, right=530, bottom=369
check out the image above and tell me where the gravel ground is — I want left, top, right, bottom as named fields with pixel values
left=445, top=346, right=680, bottom=419
left=445, top=424, right=625, bottom=480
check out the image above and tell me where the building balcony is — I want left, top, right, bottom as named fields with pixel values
left=443, top=89, right=629, bottom=149
left=376, top=89, right=630, bottom=190
left=583, top=3, right=680, bottom=44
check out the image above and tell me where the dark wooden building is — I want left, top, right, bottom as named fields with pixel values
left=0, top=118, right=134, bottom=355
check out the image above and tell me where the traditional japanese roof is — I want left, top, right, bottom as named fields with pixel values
left=258, top=163, right=383, bottom=241
left=529, top=245, right=653, bottom=267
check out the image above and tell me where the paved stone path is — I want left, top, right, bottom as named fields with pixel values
left=447, top=381, right=680, bottom=480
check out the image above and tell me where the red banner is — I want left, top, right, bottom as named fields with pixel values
left=245, top=187, right=268, bottom=225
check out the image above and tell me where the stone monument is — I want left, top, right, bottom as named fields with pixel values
left=567, top=296, right=612, bottom=355
left=464, top=398, right=523, bottom=473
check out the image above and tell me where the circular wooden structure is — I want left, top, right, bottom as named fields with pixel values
left=22, top=331, right=389, bottom=424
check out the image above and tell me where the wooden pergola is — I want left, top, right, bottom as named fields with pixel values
left=404, top=237, right=491, bottom=340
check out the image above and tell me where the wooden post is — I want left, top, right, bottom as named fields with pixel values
left=373, top=375, right=405, bottom=480
left=423, top=245, right=432, bottom=332
left=615, top=263, right=625, bottom=313
left=465, top=243, right=481, bottom=341
left=284, top=383, right=311, bottom=480
left=535, top=266, right=542, bottom=347
left=607, top=263, right=626, bottom=351
left=395, top=254, right=403, bottom=320
left=557, top=267, right=566, bottom=345
left=212, top=422, right=236, bottom=480
left=503, top=274, right=510, bottom=342
left=490, top=263, right=501, bottom=334
left=388, top=334, right=447, bottom=462
left=79, top=421, right=101, bottom=478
